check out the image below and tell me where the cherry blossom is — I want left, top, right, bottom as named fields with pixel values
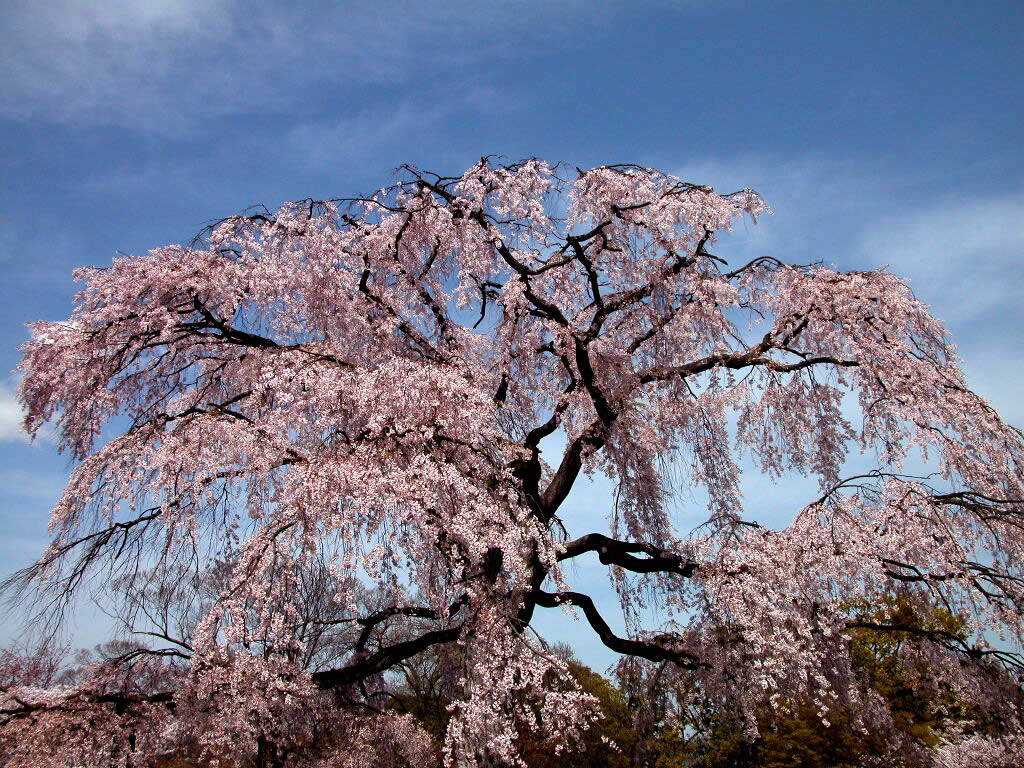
left=3, top=158, right=1022, bottom=766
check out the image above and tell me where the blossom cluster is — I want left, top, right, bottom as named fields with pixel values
left=8, top=158, right=1023, bottom=765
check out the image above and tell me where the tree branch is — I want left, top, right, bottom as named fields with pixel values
left=353, top=595, right=468, bottom=652
left=535, top=590, right=702, bottom=668
left=312, top=626, right=462, bottom=689
left=640, top=350, right=857, bottom=384
left=558, top=533, right=698, bottom=577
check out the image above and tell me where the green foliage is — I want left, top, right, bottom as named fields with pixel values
left=516, top=661, right=636, bottom=768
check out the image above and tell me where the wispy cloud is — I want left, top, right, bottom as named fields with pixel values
left=0, top=381, right=28, bottom=444
left=283, top=86, right=515, bottom=178
left=0, top=379, right=60, bottom=446
left=856, top=193, right=1024, bottom=327
left=2, top=0, right=232, bottom=132
left=0, top=0, right=610, bottom=134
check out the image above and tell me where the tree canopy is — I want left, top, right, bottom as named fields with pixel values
left=3, top=158, right=1023, bottom=767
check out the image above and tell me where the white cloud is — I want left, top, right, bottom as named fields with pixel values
left=855, top=193, right=1024, bottom=327
left=0, top=382, right=29, bottom=444
left=0, top=1, right=611, bottom=134
left=0, top=379, right=60, bottom=446
left=1, top=0, right=232, bottom=132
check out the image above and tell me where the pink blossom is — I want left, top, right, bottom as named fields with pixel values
left=5, top=158, right=1022, bottom=765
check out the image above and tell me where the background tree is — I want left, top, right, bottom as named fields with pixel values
left=387, top=639, right=638, bottom=767
left=3, top=158, right=1023, bottom=766
left=646, top=597, right=1024, bottom=768
left=514, top=646, right=636, bottom=768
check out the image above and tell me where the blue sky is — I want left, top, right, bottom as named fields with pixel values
left=1, top=0, right=1022, bottom=670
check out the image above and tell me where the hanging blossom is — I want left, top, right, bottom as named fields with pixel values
left=4, top=158, right=1023, bottom=766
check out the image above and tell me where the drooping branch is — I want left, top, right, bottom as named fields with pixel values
left=356, top=257, right=447, bottom=363
left=535, top=590, right=702, bottom=668
left=582, top=228, right=709, bottom=343
left=844, top=620, right=1024, bottom=672
left=1, top=509, right=163, bottom=631
left=406, top=169, right=574, bottom=327
left=542, top=338, right=856, bottom=518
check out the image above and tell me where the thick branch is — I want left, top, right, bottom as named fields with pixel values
left=353, top=596, right=468, bottom=652
left=540, top=419, right=607, bottom=515
left=640, top=350, right=857, bottom=384
left=540, top=340, right=621, bottom=516
left=0, top=689, right=175, bottom=722
left=559, top=533, right=698, bottom=577
left=189, top=296, right=279, bottom=349
left=313, top=626, right=462, bottom=689
left=574, top=337, right=616, bottom=426
left=535, top=590, right=702, bottom=668
left=182, top=296, right=351, bottom=369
